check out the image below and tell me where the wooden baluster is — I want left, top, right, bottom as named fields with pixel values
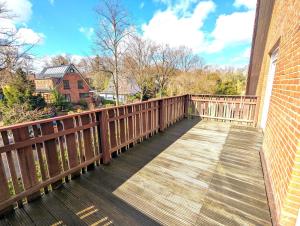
left=144, top=103, right=148, bottom=136
left=12, top=127, right=41, bottom=201
left=80, top=114, right=95, bottom=170
left=0, top=152, right=13, bottom=215
left=75, top=116, right=84, bottom=164
left=159, top=99, right=166, bottom=132
left=135, top=105, right=141, bottom=141
left=32, top=126, right=49, bottom=194
left=91, top=113, right=100, bottom=166
left=56, top=121, right=69, bottom=182
left=62, top=118, right=80, bottom=178
left=108, top=109, right=117, bottom=154
left=127, top=106, right=134, bottom=142
left=40, top=122, right=62, bottom=189
left=119, top=107, right=126, bottom=148
left=1, top=131, right=23, bottom=204
left=146, top=103, right=152, bottom=137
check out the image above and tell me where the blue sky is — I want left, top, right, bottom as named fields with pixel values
left=2, top=0, right=257, bottom=68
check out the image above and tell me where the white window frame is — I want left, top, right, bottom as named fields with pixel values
left=260, top=48, right=279, bottom=130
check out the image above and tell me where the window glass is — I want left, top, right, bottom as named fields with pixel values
left=78, top=80, right=84, bottom=89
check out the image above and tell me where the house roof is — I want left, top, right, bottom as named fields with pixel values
left=102, top=76, right=140, bottom=95
left=38, top=64, right=79, bottom=79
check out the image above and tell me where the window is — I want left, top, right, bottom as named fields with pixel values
left=78, top=80, right=84, bottom=89
left=64, top=94, right=71, bottom=102
left=63, top=80, right=70, bottom=89
left=261, top=48, right=279, bottom=130
left=79, top=93, right=89, bottom=99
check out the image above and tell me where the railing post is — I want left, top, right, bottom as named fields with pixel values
left=159, top=99, right=166, bottom=132
left=184, top=94, right=190, bottom=118
left=99, top=110, right=111, bottom=164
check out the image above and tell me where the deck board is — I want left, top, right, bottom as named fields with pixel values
left=0, top=119, right=272, bottom=226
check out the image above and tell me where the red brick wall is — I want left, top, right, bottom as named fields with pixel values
left=251, top=0, right=300, bottom=225
left=57, top=73, right=92, bottom=104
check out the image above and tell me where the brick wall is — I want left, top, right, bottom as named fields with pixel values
left=57, top=73, right=92, bottom=104
left=251, top=0, right=300, bottom=225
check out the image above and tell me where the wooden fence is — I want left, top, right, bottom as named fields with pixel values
left=189, top=95, right=259, bottom=126
left=0, top=95, right=186, bottom=214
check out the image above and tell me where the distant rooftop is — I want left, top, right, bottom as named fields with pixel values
left=38, top=64, right=79, bottom=79
left=103, top=76, right=141, bottom=95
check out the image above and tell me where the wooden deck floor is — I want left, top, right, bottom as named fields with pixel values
left=0, top=119, right=272, bottom=226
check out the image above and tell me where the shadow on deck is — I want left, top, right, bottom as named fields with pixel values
left=0, top=118, right=272, bottom=226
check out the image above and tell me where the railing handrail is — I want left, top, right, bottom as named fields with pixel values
left=190, top=94, right=258, bottom=98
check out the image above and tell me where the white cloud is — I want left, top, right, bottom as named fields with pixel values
left=3, top=0, right=32, bottom=23
left=16, top=28, right=45, bottom=45
left=79, top=26, right=94, bottom=39
left=0, top=0, right=46, bottom=45
left=142, top=0, right=215, bottom=52
left=144, top=0, right=256, bottom=56
left=49, top=0, right=55, bottom=6
left=234, top=0, right=257, bottom=10
left=206, top=10, right=255, bottom=53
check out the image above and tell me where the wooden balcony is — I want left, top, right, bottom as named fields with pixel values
left=0, top=95, right=271, bottom=225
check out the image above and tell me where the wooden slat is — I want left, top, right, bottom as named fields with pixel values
left=75, top=116, right=84, bottom=164
left=119, top=107, right=126, bottom=146
left=0, top=152, right=12, bottom=214
left=63, top=117, right=80, bottom=178
left=99, top=110, right=110, bottom=164
left=56, top=121, right=69, bottom=182
left=32, top=125, right=49, bottom=194
left=159, top=99, right=166, bottom=131
left=108, top=109, right=117, bottom=152
left=40, top=122, right=62, bottom=189
left=80, top=114, right=95, bottom=170
left=1, top=131, right=22, bottom=200
left=12, top=127, right=41, bottom=201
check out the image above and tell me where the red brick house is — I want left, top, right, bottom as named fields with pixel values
left=35, top=64, right=92, bottom=104
left=247, top=0, right=300, bottom=225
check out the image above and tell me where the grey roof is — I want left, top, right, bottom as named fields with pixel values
left=38, top=64, right=79, bottom=79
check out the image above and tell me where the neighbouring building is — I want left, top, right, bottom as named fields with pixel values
left=100, top=76, right=140, bottom=103
left=35, top=64, right=92, bottom=104
left=246, top=0, right=300, bottom=225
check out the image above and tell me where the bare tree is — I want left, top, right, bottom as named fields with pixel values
left=78, top=55, right=110, bottom=91
left=152, top=44, right=179, bottom=97
left=45, top=54, right=72, bottom=67
left=177, top=46, right=204, bottom=72
left=0, top=2, right=37, bottom=86
left=95, top=0, right=131, bottom=105
left=125, top=36, right=156, bottom=101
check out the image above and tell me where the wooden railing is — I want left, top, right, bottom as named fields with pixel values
left=189, top=95, right=260, bottom=126
left=0, top=95, right=186, bottom=214
left=0, top=94, right=259, bottom=214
